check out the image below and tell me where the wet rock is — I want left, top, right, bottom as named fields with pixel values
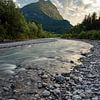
left=55, top=75, right=65, bottom=84
left=42, top=90, right=50, bottom=97
left=48, top=85, right=54, bottom=90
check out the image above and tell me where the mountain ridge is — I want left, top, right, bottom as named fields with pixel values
left=21, top=0, right=72, bottom=34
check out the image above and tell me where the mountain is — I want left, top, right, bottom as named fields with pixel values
left=21, top=0, right=72, bottom=34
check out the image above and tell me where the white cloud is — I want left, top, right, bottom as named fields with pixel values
left=14, top=0, right=100, bottom=25
left=51, top=0, right=100, bottom=25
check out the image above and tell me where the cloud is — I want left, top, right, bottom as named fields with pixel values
left=51, top=0, right=100, bottom=25
left=14, top=0, right=100, bottom=25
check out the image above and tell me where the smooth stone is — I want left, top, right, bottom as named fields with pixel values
left=72, top=95, right=82, bottom=100
left=3, top=87, right=9, bottom=91
left=48, top=96, right=53, bottom=99
left=42, top=82, right=48, bottom=87
left=17, top=68, right=26, bottom=72
left=92, top=96, right=99, bottom=100
left=78, top=77, right=82, bottom=82
left=35, top=94, right=39, bottom=97
left=41, top=74, right=48, bottom=79
left=54, top=84, right=60, bottom=88
left=80, top=93, right=85, bottom=98
left=53, top=88, right=61, bottom=94
left=87, top=74, right=95, bottom=78
left=85, top=89, right=92, bottom=93
left=55, top=75, right=65, bottom=84
left=42, top=90, right=50, bottom=97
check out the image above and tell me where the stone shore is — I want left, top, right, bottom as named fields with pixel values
left=0, top=40, right=100, bottom=100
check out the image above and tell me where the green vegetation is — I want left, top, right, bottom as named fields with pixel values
left=0, top=0, right=54, bottom=41
left=61, top=31, right=100, bottom=40
left=0, top=0, right=99, bottom=41
left=38, top=0, right=63, bottom=20
left=21, top=0, right=72, bottom=34
left=62, top=12, right=100, bottom=40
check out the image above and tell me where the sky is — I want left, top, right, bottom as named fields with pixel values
left=14, top=0, right=100, bottom=25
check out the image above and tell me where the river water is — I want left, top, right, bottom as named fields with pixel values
left=0, top=39, right=93, bottom=77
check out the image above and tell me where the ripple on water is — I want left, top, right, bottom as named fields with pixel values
left=0, top=64, right=17, bottom=77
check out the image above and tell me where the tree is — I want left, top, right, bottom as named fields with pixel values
left=0, top=0, right=30, bottom=40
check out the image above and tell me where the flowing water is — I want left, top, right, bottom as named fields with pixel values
left=0, top=39, right=93, bottom=77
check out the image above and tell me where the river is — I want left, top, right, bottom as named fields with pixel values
left=0, top=38, right=93, bottom=77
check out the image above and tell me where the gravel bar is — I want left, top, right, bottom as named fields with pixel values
left=0, top=39, right=100, bottom=100
left=0, top=38, right=57, bottom=48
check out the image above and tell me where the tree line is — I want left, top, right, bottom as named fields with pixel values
left=62, top=12, right=100, bottom=39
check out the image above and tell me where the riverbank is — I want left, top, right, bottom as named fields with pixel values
left=0, top=39, right=100, bottom=100
left=0, top=38, right=57, bottom=49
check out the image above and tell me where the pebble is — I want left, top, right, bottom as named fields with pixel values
left=72, top=95, right=82, bottom=100
left=41, top=74, right=48, bottom=79
left=55, top=75, right=65, bottom=84
left=42, top=82, right=48, bottom=87
left=53, top=88, right=61, bottom=94
left=54, top=84, right=60, bottom=88
left=42, top=90, right=50, bottom=97
left=1, top=40, right=100, bottom=100
left=92, top=96, right=99, bottom=100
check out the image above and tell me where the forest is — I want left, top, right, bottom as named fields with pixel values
left=62, top=12, right=100, bottom=39
left=0, top=0, right=100, bottom=41
left=0, top=0, right=54, bottom=41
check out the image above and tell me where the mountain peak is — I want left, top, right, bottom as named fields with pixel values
left=21, top=1, right=72, bottom=33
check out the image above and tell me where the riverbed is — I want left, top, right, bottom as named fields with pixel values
left=0, top=39, right=100, bottom=100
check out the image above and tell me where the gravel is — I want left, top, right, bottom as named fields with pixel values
left=0, top=39, right=100, bottom=100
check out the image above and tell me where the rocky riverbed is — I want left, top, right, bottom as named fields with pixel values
left=0, top=40, right=100, bottom=100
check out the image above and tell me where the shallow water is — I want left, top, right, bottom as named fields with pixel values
left=0, top=39, right=93, bottom=77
